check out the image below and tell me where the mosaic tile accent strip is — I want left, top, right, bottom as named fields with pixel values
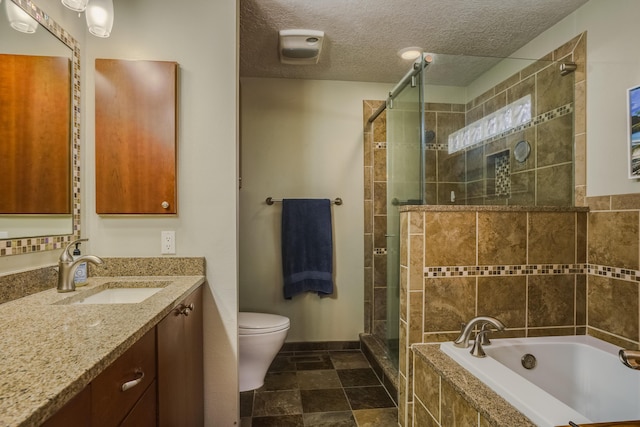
left=425, top=264, right=587, bottom=277
left=588, top=264, right=640, bottom=282
left=1, top=0, right=81, bottom=257
left=374, top=248, right=388, bottom=255
left=375, top=142, right=387, bottom=149
left=495, top=153, right=511, bottom=197
left=425, top=263, right=640, bottom=284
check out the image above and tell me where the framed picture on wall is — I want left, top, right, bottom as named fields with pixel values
left=628, top=85, right=640, bottom=178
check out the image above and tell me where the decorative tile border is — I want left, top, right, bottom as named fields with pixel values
left=425, top=263, right=587, bottom=277
left=374, top=248, right=388, bottom=255
left=1, top=0, right=81, bottom=257
left=587, top=265, right=640, bottom=282
left=425, top=263, right=640, bottom=283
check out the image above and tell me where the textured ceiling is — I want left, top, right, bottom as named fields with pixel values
left=240, top=0, right=589, bottom=85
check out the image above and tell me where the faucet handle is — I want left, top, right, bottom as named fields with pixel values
left=60, top=238, right=88, bottom=262
left=480, top=323, right=493, bottom=346
left=470, top=330, right=489, bottom=358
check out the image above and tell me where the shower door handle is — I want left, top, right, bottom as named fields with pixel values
left=384, top=234, right=396, bottom=237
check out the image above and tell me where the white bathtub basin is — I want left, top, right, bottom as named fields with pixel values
left=440, top=335, right=640, bottom=427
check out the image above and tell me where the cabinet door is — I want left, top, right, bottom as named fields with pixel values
left=95, top=59, right=177, bottom=214
left=157, top=286, right=204, bottom=427
left=41, top=385, right=91, bottom=427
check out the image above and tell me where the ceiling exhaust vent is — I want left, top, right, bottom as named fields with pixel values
left=278, top=29, right=324, bottom=65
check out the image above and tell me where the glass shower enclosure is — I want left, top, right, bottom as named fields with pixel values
left=385, top=57, right=427, bottom=366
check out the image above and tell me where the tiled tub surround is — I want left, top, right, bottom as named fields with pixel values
left=411, top=344, right=535, bottom=427
left=586, top=194, right=640, bottom=351
left=0, top=258, right=205, bottom=426
left=397, top=206, right=589, bottom=427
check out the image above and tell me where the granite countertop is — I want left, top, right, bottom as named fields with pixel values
left=412, top=343, right=536, bottom=427
left=0, top=275, right=205, bottom=427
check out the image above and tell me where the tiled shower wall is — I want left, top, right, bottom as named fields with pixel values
left=424, top=33, right=585, bottom=206
left=363, top=101, right=388, bottom=342
left=397, top=206, right=588, bottom=426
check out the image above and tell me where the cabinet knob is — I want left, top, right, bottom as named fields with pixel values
left=121, top=370, right=145, bottom=392
left=161, top=201, right=170, bottom=209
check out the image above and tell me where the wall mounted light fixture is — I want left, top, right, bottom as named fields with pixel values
left=5, top=0, right=38, bottom=33
left=62, top=0, right=114, bottom=38
left=61, top=0, right=87, bottom=12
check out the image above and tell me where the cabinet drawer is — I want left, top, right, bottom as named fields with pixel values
left=92, top=328, right=156, bottom=427
left=120, top=380, right=157, bottom=427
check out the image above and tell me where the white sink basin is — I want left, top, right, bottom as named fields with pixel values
left=54, top=281, right=171, bottom=305
left=71, top=288, right=163, bottom=304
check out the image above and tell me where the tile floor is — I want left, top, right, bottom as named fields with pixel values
left=240, top=349, right=398, bottom=426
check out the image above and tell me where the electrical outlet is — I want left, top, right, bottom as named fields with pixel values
left=161, top=231, right=176, bottom=254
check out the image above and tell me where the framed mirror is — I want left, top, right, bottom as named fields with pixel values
left=0, top=0, right=80, bottom=256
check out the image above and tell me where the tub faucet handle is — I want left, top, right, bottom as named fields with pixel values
left=470, top=330, right=489, bottom=358
left=480, top=323, right=493, bottom=346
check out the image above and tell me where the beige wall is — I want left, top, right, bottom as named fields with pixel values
left=83, top=1, right=239, bottom=425
left=239, top=77, right=388, bottom=342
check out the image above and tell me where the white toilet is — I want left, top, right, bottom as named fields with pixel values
left=239, top=311, right=290, bottom=392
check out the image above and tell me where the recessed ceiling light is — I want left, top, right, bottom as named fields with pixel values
left=398, top=47, right=423, bottom=60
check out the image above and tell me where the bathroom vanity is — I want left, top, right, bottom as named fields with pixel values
left=0, top=275, right=204, bottom=426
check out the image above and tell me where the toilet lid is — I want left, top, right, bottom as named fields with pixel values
left=239, top=312, right=290, bottom=335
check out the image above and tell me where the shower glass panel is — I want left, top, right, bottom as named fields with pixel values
left=385, top=66, right=424, bottom=367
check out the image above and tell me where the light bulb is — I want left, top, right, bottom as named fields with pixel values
left=86, top=0, right=113, bottom=38
left=61, top=0, right=87, bottom=12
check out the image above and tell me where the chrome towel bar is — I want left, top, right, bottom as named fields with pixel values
left=266, top=197, right=343, bottom=206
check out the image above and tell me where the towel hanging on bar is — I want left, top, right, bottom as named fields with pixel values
left=280, top=198, right=334, bottom=299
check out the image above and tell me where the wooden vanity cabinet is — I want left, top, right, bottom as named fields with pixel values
left=41, top=285, right=203, bottom=427
left=41, top=385, right=91, bottom=427
left=95, top=59, right=178, bottom=215
left=157, top=286, right=204, bottom=427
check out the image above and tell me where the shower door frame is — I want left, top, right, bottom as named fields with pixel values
left=384, top=56, right=428, bottom=367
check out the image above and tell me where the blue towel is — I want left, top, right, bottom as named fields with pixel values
left=281, top=199, right=334, bottom=299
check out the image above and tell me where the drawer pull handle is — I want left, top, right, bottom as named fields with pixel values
left=121, top=370, right=145, bottom=392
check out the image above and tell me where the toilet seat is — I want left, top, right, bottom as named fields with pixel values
left=239, top=312, right=290, bottom=335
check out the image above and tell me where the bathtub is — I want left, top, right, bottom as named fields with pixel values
left=440, top=335, right=640, bottom=427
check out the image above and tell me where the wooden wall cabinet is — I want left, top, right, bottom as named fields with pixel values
left=157, top=286, right=204, bottom=427
left=95, top=59, right=178, bottom=214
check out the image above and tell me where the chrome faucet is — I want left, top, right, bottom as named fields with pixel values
left=57, top=238, right=104, bottom=293
left=619, top=349, right=640, bottom=370
left=453, top=316, right=506, bottom=349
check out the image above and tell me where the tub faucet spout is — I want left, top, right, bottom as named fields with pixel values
left=619, top=349, right=640, bottom=370
left=453, top=316, right=506, bottom=348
